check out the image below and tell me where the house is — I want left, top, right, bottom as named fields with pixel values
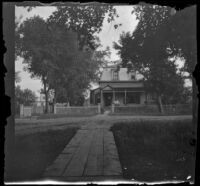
left=90, top=64, right=156, bottom=107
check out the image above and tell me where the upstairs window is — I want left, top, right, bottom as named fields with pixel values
left=131, top=74, right=136, bottom=80
left=113, top=71, right=119, bottom=80
left=130, top=71, right=136, bottom=80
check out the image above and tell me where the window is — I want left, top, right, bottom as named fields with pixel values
left=113, top=71, right=119, bottom=80
left=130, top=71, right=136, bottom=80
left=127, top=92, right=140, bottom=104
left=131, top=74, right=136, bottom=80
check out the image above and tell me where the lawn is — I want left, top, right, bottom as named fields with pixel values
left=5, top=127, right=78, bottom=182
left=111, top=120, right=195, bottom=182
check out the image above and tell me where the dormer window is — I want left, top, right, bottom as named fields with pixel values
left=113, top=71, right=119, bottom=80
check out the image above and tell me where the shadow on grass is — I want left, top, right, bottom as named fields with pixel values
left=5, top=127, right=78, bottom=182
left=111, top=120, right=195, bottom=182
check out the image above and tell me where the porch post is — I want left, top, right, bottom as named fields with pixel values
left=113, top=89, right=115, bottom=103
left=93, top=92, right=95, bottom=105
left=125, top=89, right=127, bottom=105
left=145, top=92, right=148, bottom=104
left=100, top=89, right=103, bottom=107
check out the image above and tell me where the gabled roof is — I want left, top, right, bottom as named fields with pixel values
left=101, top=85, right=113, bottom=91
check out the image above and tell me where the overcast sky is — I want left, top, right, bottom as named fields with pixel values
left=15, top=5, right=138, bottom=96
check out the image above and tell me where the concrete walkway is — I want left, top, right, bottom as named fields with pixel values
left=43, top=117, right=123, bottom=181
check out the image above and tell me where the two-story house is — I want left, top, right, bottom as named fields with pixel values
left=90, top=64, right=156, bottom=107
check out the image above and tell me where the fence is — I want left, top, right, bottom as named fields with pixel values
left=112, top=104, right=159, bottom=115
left=32, top=105, right=44, bottom=114
left=162, top=104, right=192, bottom=115
left=19, top=104, right=44, bottom=118
left=20, top=105, right=32, bottom=117
left=111, top=104, right=192, bottom=115
left=54, top=105, right=100, bottom=115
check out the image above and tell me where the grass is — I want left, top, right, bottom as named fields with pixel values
left=109, top=113, right=192, bottom=116
left=111, top=120, right=195, bottom=182
left=5, top=127, right=78, bottom=182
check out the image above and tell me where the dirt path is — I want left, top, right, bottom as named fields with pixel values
left=15, top=115, right=192, bottom=135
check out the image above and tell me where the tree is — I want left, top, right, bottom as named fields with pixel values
left=15, top=86, right=37, bottom=106
left=47, top=4, right=117, bottom=50
left=15, top=86, right=37, bottom=114
left=15, top=16, right=53, bottom=113
left=114, top=4, right=191, bottom=112
left=15, top=12, right=111, bottom=109
left=22, top=89, right=37, bottom=105
left=46, top=23, right=107, bottom=106
left=166, top=6, right=197, bottom=126
left=167, top=6, right=196, bottom=76
left=133, top=4, right=197, bottom=129
left=114, top=29, right=184, bottom=112
left=15, top=16, right=85, bottom=110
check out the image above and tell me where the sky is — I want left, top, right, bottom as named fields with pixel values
left=15, top=5, right=138, bottom=97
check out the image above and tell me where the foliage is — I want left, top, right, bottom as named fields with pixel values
left=16, top=16, right=52, bottom=112
left=167, top=6, right=197, bottom=76
left=47, top=4, right=117, bottom=50
left=114, top=4, right=195, bottom=109
left=15, top=85, right=37, bottom=106
left=16, top=16, right=51, bottom=79
left=15, top=11, right=112, bottom=107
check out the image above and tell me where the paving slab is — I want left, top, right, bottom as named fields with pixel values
left=43, top=121, right=123, bottom=181
left=83, top=129, right=104, bottom=176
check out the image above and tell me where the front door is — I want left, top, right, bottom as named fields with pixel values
left=104, top=93, right=113, bottom=106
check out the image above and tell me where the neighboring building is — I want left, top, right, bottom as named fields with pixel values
left=90, top=64, right=156, bottom=107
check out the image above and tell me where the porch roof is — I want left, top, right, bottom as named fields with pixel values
left=91, top=86, right=144, bottom=95
left=99, top=81, right=144, bottom=88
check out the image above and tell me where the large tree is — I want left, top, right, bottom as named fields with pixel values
left=114, top=16, right=183, bottom=112
left=15, top=16, right=95, bottom=109
left=134, top=4, right=197, bottom=125
left=114, top=4, right=196, bottom=113
left=166, top=6, right=197, bottom=125
left=15, top=16, right=53, bottom=113
left=15, top=10, right=112, bottom=109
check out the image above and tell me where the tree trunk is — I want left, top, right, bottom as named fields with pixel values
left=53, top=89, right=57, bottom=113
left=43, top=80, right=48, bottom=114
left=157, top=94, right=164, bottom=113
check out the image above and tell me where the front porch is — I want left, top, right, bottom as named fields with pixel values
left=91, top=85, right=146, bottom=108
